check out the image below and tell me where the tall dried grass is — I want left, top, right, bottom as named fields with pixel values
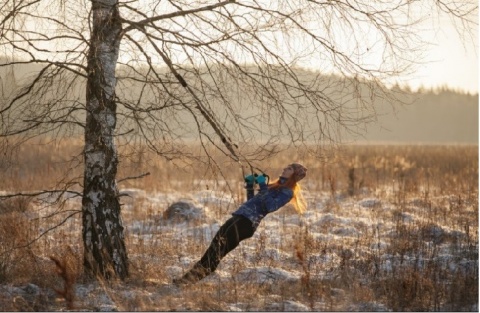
left=0, top=139, right=477, bottom=311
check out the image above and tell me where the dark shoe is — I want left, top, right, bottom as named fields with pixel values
left=173, top=264, right=212, bottom=286
left=172, top=271, right=199, bottom=286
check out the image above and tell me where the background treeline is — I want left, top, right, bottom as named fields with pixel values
left=357, top=87, right=478, bottom=144
left=1, top=57, right=477, bottom=144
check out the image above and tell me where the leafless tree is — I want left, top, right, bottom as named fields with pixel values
left=0, top=0, right=476, bottom=280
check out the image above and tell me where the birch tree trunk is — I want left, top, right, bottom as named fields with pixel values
left=82, top=0, right=128, bottom=280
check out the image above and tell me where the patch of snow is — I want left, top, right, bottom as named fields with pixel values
left=331, top=226, right=359, bottom=237
left=129, top=221, right=158, bottom=234
left=381, top=259, right=393, bottom=272
left=257, top=247, right=291, bottom=262
left=120, top=188, right=147, bottom=198
left=316, top=213, right=336, bottom=225
left=75, top=284, right=95, bottom=299
left=348, top=301, right=389, bottom=312
left=164, top=265, right=183, bottom=278
left=96, top=304, right=118, bottom=312
left=178, top=256, right=196, bottom=267
left=226, top=305, right=244, bottom=311
left=370, top=240, right=389, bottom=250
left=235, top=266, right=301, bottom=283
left=358, top=198, right=382, bottom=208
left=266, top=300, right=311, bottom=311
left=397, top=211, right=415, bottom=223
left=174, top=223, right=219, bottom=243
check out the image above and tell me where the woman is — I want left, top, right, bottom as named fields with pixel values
left=173, top=163, right=307, bottom=286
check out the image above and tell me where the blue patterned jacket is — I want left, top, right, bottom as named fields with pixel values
left=232, top=181, right=293, bottom=229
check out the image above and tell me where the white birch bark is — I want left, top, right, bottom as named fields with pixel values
left=82, top=0, right=128, bottom=280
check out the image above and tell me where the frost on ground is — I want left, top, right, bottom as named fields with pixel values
left=0, top=183, right=478, bottom=312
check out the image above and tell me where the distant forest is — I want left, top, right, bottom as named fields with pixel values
left=356, top=87, right=478, bottom=144
left=1, top=58, right=477, bottom=144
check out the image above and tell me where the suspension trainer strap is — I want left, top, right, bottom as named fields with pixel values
left=156, top=46, right=272, bottom=203
left=244, top=165, right=255, bottom=201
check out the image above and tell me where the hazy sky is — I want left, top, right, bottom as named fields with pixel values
left=258, top=4, right=479, bottom=95
left=408, top=17, right=478, bottom=94
left=3, top=1, right=478, bottom=94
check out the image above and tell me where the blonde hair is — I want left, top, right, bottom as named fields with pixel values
left=269, top=176, right=307, bottom=215
left=291, top=183, right=307, bottom=215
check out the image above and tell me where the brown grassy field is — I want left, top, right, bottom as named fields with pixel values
left=0, top=140, right=477, bottom=311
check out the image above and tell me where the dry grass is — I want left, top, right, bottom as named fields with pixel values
left=0, top=139, right=477, bottom=311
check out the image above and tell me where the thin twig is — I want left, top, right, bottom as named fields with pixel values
left=117, top=172, right=151, bottom=183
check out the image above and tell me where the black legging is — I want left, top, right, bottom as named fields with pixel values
left=180, top=215, right=255, bottom=283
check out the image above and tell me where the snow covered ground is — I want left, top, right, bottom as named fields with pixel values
left=0, top=178, right=478, bottom=311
